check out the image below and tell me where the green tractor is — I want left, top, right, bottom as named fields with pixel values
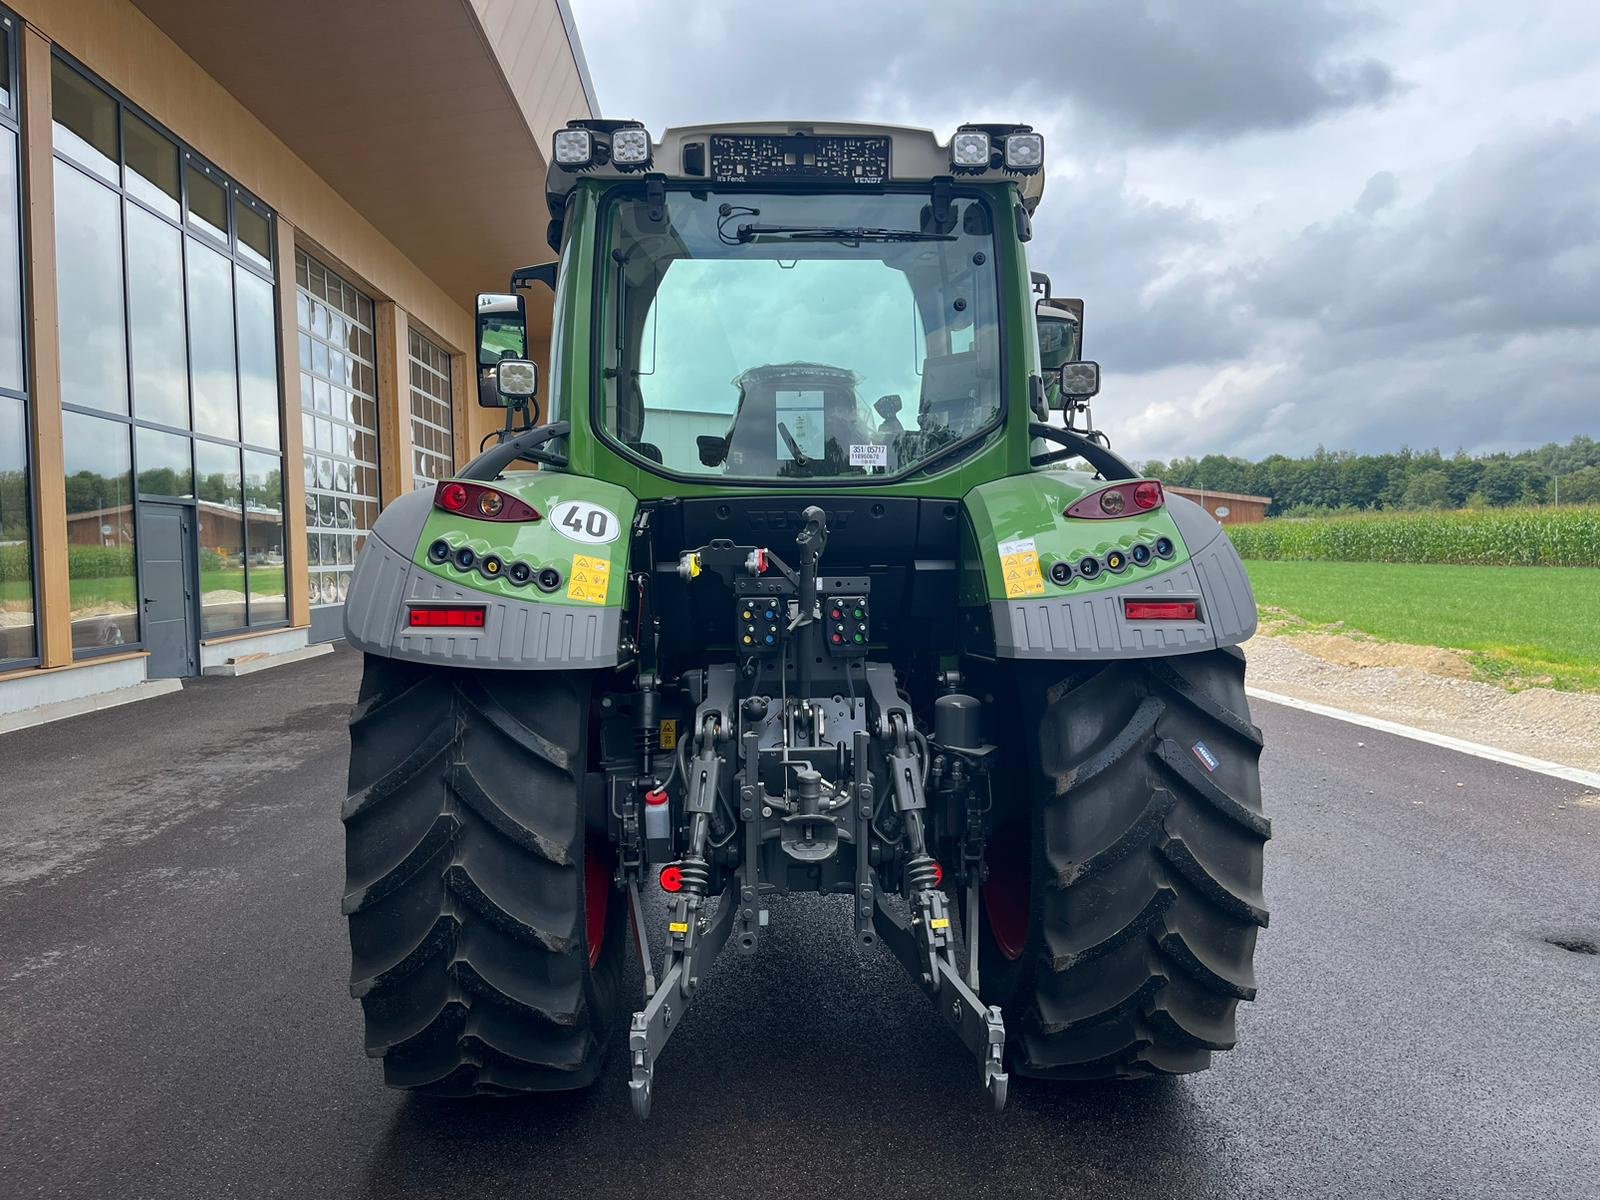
left=341, top=121, right=1268, bottom=1117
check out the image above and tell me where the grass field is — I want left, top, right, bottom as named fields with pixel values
left=1244, top=560, right=1600, bottom=691
left=0, top=569, right=284, bottom=609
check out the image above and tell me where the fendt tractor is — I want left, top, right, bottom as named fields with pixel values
left=340, top=121, right=1268, bottom=1117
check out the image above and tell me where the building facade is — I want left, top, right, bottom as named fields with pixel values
left=0, top=0, right=593, bottom=720
left=1166, top=487, right=1273, bottom=525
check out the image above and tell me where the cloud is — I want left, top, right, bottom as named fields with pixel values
left=574, top=0, right=1401, bottom=143
left=568, top=0, right=1599, bottom=461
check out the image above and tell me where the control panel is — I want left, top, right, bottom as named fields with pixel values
left=737, top=595, right=784, bottom=656
left=824, top=595, right=870, bottom=656
left=709, top=134, right=891, bottom=185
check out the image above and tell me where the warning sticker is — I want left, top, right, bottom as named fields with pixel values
left=998, top=537, right=1045, bottom=598
left=849, top=443, right=888, bottom=468
left=566, top=554, right=612, bottom=605
left=659, top=719, right=678, bottom=750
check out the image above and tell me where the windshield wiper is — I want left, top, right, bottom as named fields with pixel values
left=776, top=421, right=811, bottom=467
left=734, top=224, right=956, bottom=245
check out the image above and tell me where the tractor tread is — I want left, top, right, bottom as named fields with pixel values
left=985, top=649, right=1268, bottom=1082
left=342, top=657, right=620, bottom=1097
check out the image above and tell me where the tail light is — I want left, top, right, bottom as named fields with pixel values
left=434, top=480, right=541, bottom=522
left=1065, top=480, right=1165, bottom=520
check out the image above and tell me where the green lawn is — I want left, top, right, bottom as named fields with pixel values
left=1243, top=560, right=1600, bottom=692
left=0, top=569, right=284, bottom=608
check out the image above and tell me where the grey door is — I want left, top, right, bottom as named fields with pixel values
left=140, top=503, right=199, bottom=679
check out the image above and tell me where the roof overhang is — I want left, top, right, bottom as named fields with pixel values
left=128, top=0, right=593, bottom=328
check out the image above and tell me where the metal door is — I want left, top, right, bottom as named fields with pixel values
left=140, top=502, right=199, bottom=679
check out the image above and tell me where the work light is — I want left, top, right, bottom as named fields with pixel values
left=553, top=128, right=595, bottom=168
left=951, top=129, right=991, bottom=169
left=611, top=125, right=652, bottom=168
left=1003, top=131, right=1044, bottom=173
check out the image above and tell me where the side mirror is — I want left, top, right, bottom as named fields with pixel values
left=697, top=434, right=729, bottom=467
left=1053, top=360, right=1101, bottom=407
left=495, top=358, right=538, bottom=400
left=476, top=292, right=527, bottom=408
left=477, top=292, right=527, bottom=365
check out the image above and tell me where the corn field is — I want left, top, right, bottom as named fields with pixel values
left=1227, top=505, right=1600, bottom=567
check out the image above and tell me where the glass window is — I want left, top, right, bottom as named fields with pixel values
left=599, top=190, right=1002, bottom=479
left=243, top=451, right=285, bottom=625
left=0, top=126, right=20, bottom=392
left=126, top=202, right=188, bottom=428
left=407, top=328, right=454, bottom=488
left=194, top=439, right=243, bottom=633
left=63, top=412, right=138, bottom=653
left=297, top=249, right=376, bottom=610
left=123, top=112, right=179, bottom=221
left=54, top=159, right=129, bottom=414
left=136, top=426, right=193, bottom=497
left=0, top=19, right=10, bottom=113
left=236, top=268, right=280, bottom=449
left=184, top=160, right=227, bottom=242
left=236, top=201, right=271, bottom=272
left=187, top=238, right=238, bottom=440
left=0, top=398, right=34, bottom=664
left=51, top=60, right=117, bottom=183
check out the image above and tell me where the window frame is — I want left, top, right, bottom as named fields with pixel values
left=0, top=6, right=40, bottom=671
left=587, top=181, right=1010, bottom=489
left=50, top=49, right=288, bottom=654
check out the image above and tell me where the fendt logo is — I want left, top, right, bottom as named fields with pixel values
left=746, top=507, right=854, bottom=532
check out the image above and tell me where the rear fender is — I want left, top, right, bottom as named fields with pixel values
left=960, top=474, right=1256, bottom=659
left=343, top=476, right=636, bottom=669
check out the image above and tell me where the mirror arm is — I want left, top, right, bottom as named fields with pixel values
left=1028, top=422, right=1136, bottom=479
left=509, top=262, right=558, bottom=292
left=460, top=421, right=571, bottom=480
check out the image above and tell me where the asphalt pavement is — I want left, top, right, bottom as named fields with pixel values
left=2, top=645, right=1597, bottom=1200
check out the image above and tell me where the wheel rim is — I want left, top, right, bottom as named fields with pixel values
left=583, top=846, right=609, bottom=968
left=983, top=823, right=1029, bottom=961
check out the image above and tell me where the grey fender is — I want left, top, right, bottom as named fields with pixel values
left=342, top=488, right=623, bottom=669
left=988, top=494, right=1258, bottom=660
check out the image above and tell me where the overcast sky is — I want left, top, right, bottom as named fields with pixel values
left=567, top=1, right=1600, bottom=462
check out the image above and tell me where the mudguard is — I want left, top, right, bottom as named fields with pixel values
left=343, top=475, right=636, bottom=669
left=960, top=473, right=1257, bottom=659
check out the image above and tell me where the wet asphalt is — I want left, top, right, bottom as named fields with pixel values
left=1, top=645, right=1597, bottom=1200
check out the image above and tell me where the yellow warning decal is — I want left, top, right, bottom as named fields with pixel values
left=566, top=553, right=612, bottom=604
left=659, top=719, right=678, bottom=750
left=668, top=921, right=689, bottom=934
left=930, top=917, right=951, bottom=930
left=998, top=537, right=1045, bottom=598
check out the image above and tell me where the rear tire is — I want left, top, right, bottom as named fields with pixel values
left=342, top=655, right=624, bottom=1095
left=978, top=647, right=1269, bottom=1079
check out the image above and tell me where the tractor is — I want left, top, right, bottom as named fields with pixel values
left=340, top=121, right=1268, bottom=1117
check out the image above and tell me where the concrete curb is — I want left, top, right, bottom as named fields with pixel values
left=0, top=678, right=185, bottom=736
left=1247, top=686, right=1600, bottom=790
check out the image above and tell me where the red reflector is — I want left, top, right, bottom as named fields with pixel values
left=645, top=788, right=669, bottom=807
left=659, top=865, right=684, bottom=893
left=931, top=861, right=944, bottom=888
left=438, top=482, right=468, bottom=512
left=408, top=606, right=487, bottom=628
left=1133, top=481, right=1164, bottom=510
left=1124, top=600, right=1199, bottom=621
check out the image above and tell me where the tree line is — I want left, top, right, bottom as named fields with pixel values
left=1141, top=435, right=1600, bottom=516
